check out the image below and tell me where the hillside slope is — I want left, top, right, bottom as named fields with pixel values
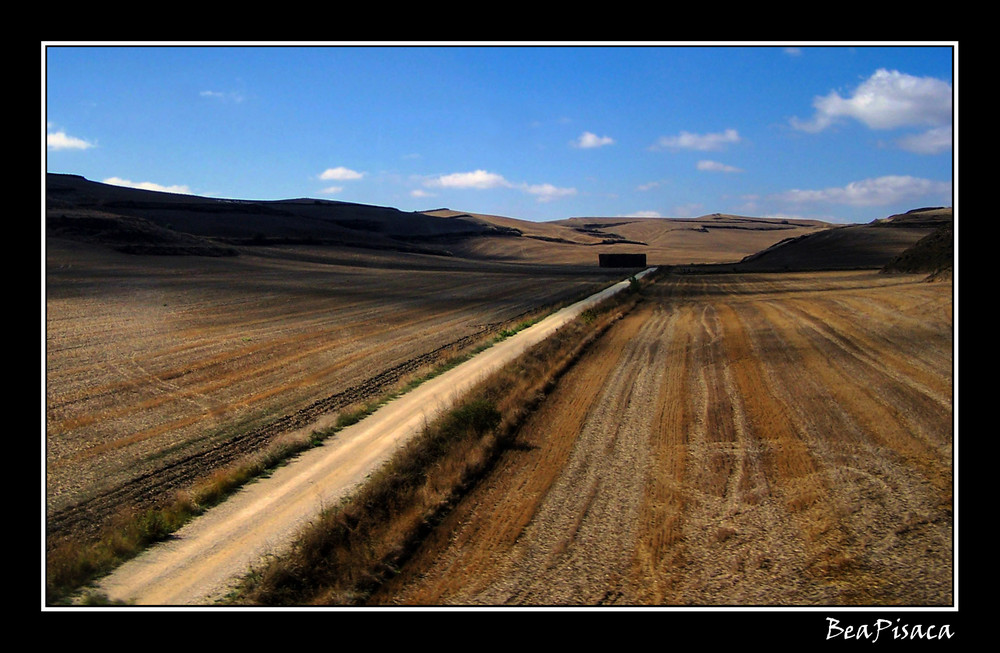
left=882, top=223, right=954, bottom=277
left=47, top=174, right=952, bottom=273
left=48, top=174, right=839, bottom=267
left=729, top=207, right=953, bottom=272
left=422, top=210, right=833, bottom=266
left=46, top=173, right=502, bottom=257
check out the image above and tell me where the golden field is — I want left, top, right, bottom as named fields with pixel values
left=45, top=174, right=953, bottom=606
left=371, top=270, right=953, bottom=605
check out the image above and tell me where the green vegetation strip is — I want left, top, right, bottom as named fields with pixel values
left=229, top=277, right=648, bottom=606
left=47, top=319, right=539, bottom=605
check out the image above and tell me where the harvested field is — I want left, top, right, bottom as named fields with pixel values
left=371, top=270, right=954, bottom=606
left=45, top=239, right=622, bottom=545
left=423, top=210, right=832, bottom=266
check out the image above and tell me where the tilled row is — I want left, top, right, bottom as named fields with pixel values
left=45, top=320, right=512, bottom=548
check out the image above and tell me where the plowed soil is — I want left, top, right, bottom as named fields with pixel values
left=371, top=270, right=954, bottom=606
left=45, top=240, right=622, bottom=546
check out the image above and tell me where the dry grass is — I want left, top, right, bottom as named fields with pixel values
left=46, top=241, right=620, bottom=550
left=231, top=284, right=642, bottom=605
left=45, top=292, right=588, bottom=603
left=45, top=423, right=321, bottom=603
left=370, top=270, right=953, bottom=606
left=431, top=211, right=831, bottom=266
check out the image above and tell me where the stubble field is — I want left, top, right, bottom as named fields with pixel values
left=371, top=269, right=954, bottom=606
left=45, top=240, right=622, bottom=545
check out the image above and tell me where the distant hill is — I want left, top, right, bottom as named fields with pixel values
left=422, top=209, right=832, bottom=266
left=45, top=173, right=952, bottom=272
left=724, top=207, right=953, bottom=273
left=882, top=224, right=953, bottom=278
left=45, top=173, right=502, bottom=257
left=871, top=206, right=953, bottom=229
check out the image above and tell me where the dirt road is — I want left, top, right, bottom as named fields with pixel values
left=88, top=271, right=653, bottom=605
left=45, top=244, right=623, bottom=545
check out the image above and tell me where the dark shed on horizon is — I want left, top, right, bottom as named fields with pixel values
left=599, top=253, right=647, bottom=268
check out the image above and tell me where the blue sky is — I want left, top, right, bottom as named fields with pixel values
left=44, top=43, right=956, bottom=223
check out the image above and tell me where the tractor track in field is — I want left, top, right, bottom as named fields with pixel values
left=46, top=240, right=626, bottom=553
left=46, top=320, right=515, bottom=547
left=371, top=271, right=954, bottom=606
left=79, top=273, right=652, bottom=605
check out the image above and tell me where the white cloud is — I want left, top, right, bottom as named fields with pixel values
left=319, top=166, right=365, bottom=181
left=102, top=177, right=191, bottom=194
left=791, top=68, right=952, bottom=133
left=637, top=181, right=661, bottom=191
left=521, top=182, right=577, bottom=202
left=774, top=175, right=951, bottom=207
left=200, top=90, right=245, bottom=103
left=653, top=129, right=741, bottom=151
left=671, top=203, right=705, bottom=218
left=47, top=130, right=94, bottom=151
left=697, top=160, right=743, bottom=173
left=427, top=170, right=512, bottom=190
left=424, top=170, right=576, bottom=203
left=573, top=131, right=615, bottom=148
left=410, top=188, right=434, bottom=198
left=320, top=186, right=343, bottom=195
left=896, top=126, right=953, bottom=155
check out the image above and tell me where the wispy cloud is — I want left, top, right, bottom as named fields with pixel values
left=102, top=177, right=191, bottom=194
left=671, top=203, right=705, bottom=218
left=652, top=129, right=741, bottom=151
left=200, top=89, right=245, bottom=103
left=522, top=182, right=577, bottom=202
left=774, top=175, right=951, bottom=207
left=47, top=127, right=94, bottom=151
left=895, top=125, right=953, bottom=155
left=572, top=131, right=615, bottom=149
left=425, top=170, right=576, bottom=203
left=697, top=160, right=743, bottom=173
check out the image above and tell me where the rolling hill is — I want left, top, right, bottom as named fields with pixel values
left=45, top=173, right=507, bottom=257
left=422, top=209, right=833, bottom=266
left=708, top=207, right=954, bottom=274
left=43, top=172, right=955, bottom=606
left=47, top=173, right=952, bottom=272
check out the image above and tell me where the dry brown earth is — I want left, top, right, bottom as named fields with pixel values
left=423, top=210, right=831, bottom=266
left=45, top=239, right=623, bottom=544
left=44, top=182, right=842, bottom=557
left=371, top=270, right=954, bottom=606
left=84, top=273, right=653, bottom=605
left=44, top=174, right=954, bottom=606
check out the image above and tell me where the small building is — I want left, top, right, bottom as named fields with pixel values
left=599, top=253, right=647, bottom=268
